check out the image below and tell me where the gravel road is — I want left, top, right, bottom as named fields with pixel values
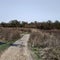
left=0, top=34, right=33, bottom=60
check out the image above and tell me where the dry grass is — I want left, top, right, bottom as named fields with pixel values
left=0, top=27, right=32, bottom=42
left=28, top=31, right=60, bottom=60
left=0, top=27, right=21, bottom=42
left=29, top=31, right=60, bottom=48
left=0, top=27, right=22, bottom=57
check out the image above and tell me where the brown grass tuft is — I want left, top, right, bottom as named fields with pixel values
left=28, top=31, right=60, bottom=60
left=0, top=28, right=20, bottom=42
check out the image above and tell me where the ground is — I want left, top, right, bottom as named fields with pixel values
left=0, top=34, right=33, bottom=60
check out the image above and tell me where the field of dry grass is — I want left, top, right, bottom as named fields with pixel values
left=0, top=27, right=22, bottom=56
left=0, top=27, right=21, bottom=41
left=42, top=30, right=60, bottom=41
left=28, top=30, right=60, bottom=60
left=0, top=27, right=32, bottom=56
left=0, top=27, right=60, bottom=60
left=0, top=27, right=32, bottom=41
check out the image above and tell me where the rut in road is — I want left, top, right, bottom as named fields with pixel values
left=0, top=34, right=33, bottom=60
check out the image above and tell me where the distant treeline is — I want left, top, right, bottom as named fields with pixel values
left=0, top=20, right=60, bottom=30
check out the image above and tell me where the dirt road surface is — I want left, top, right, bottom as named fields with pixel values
left=0, top=34, right=33, bottom=60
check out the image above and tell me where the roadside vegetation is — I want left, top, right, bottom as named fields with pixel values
left=0, top=40, right=16, bottom=55
left=0, top=28, right=21, bottom=56
left=28, top=31, right=60, bottom=60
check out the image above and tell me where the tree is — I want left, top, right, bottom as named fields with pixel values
left=54, top=20, right=60, bottom=29
left=1, top=22, right=7, bottom=27
left=21, top=21, right=28, bottom=27
left=9, top=20, right=20, bottom=27
left=47, top=20, right=52, bottom=29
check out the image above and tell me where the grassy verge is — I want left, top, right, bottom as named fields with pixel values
left=29, top=31, right=60, bottom=60
left=31, top=47, right=41, bottom=60
left=0, top=40, right=17, bottom=54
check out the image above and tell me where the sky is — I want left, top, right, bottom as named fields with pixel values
left=0, top=0, right=60, bottom=23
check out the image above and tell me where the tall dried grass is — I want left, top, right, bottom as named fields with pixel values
left=29, top=31, right=60, bottom=60
left=29, top=31, right=60, bottom=48
left=0, top=28, right=20, bottom=42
